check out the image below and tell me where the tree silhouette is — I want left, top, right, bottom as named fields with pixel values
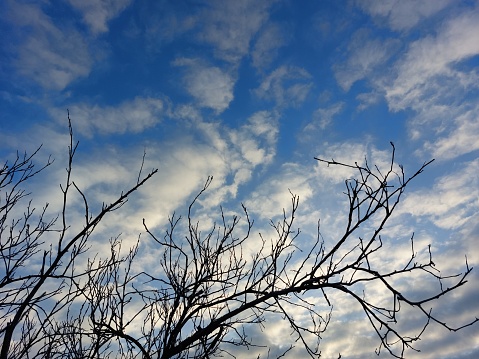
left=1, top=118, right=477, bottom=359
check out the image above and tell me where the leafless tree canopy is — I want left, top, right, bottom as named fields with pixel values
left=1, top=119, right=477, bottom=359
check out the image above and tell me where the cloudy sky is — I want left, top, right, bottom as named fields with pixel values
left=1, top=0, right=478, bottom=358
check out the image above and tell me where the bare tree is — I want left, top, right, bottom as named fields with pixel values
left=0, top=116, right=157, bottom=359
left=1, top=114, right=477, bottom=359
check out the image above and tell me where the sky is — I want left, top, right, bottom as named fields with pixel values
left=1, top=0, right=479, bottom=358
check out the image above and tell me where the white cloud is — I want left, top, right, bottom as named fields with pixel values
left=198, top=0, right=273, bottom=63
left=132, top=142, right=229, bottom=231
left=254, top=65, right=313, bottom=107
left=120, top=2, right=197, bottom=49
left=173, top=58, right=235, bottom=113
left=241, top=141, right=391, bottom=222
left=251, top=22, right=288, bottom=70
left=144, top=12, right=196, bottom=45
left=5, top=1, right=92, bottom=90
left=187, top=67, right=234, bottom=113
left=398, top=159, right=479, bottom=230
left=310, top=141, right=399, bottom=233
left=357, top=0, right=453, bottom=31
left=356, top=91, right=382, bottom=111
left=334, top=30, right=399, bottom=91
left=50, top=97, right=164, bottom=136
left=7, top=125, right=230, bottom=242
left=303, top=102, right=344, bottom=135
left=219, top=137, right=478, bottom=358
left=244, top=162, right=314, bottom=219
left=423, top=107, right=479, bottom=160
left=217, top=110, right=279, bottom=203
left=385, top=7, right=479, bottom=111
left=314, top=142, right=372, bottom=183
left=67, top=0, right=132, bottom=35
left=134, top=108, right=280, bottom=212
left=2, top=1, right=477, bottom=357
left=8, top=119, right=475, bottom=359
left=363, top=4, right=479, bottom=160
left=230, top=110, right=278, bottom=166
left=129, top=111, right=279, bottom=229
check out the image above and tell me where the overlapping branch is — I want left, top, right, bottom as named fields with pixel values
left=1, top=125, right=476, bottom=359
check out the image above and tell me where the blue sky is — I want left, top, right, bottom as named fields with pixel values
left=1, top=0, right=478, bottom=358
